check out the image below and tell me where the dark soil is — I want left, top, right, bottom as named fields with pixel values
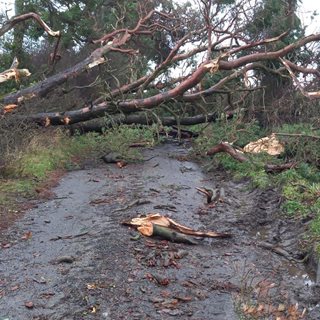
left=0, top=141, right=319, bottom=319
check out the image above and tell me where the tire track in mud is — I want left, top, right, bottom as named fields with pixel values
left=0, top=142, right=319, bottom=319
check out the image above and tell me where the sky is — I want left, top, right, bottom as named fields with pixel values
left=298, top=0, right=320, bottom=33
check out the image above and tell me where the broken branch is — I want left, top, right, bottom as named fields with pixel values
left=206, top=142, right=248, bottom=162
left=0, top=12, right=60, bottom=37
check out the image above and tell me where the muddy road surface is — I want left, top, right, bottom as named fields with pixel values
left=0, top=142, right=319, bottom=319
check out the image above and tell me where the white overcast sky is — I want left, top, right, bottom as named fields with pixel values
left=298, top=0, right=320, bottom=33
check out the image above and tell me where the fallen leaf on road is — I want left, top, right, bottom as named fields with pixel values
left=39, top=292, right=55, bottom=299
left=25, top=301, right=34, bottom=309
left=11, top=285, right=19, bottom=291
left=90, top=305, right=97, bottom=313
left=21, top=231, right=32, bottom=240
left=54, top=255, right=75, bottom=264
left=87, top=283, right=98, bottom=290
left=174, top=295, right=192, bottom=302
left=89, top=198, right=112, bottom=205
left=159, top=308, right=184, bottom=316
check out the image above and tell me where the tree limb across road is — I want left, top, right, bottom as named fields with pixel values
left=1, top=0, right=320, bottom=126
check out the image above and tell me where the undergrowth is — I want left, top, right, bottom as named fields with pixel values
left=0, top=124, right=158, bottom=208
left=193, top=119, right=320, bottom=247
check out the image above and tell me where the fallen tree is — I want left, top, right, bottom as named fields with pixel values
left=0, top=0, right=320, bottom=129
left=68, top=112, right=221, bottom=134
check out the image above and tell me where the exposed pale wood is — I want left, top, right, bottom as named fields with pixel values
left=0, top=68, right=31, bottom=84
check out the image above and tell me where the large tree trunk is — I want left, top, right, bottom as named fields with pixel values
left=2, top=32, right=320, bottom=112
left=69, top=112, right=219, bottom=134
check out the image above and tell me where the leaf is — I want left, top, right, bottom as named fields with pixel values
left=87, top=283, right=98, bottom=290
left=25, top=301, right=34, bottom=308
left=3, top=104, right=18, bottom=114
left=21, top=231, right=32, bottom=240
left=116, top=160, right=127, bottom=168
left=11, top=285, right=19, bottom=291
left=90, top=305, right=97, bottom=313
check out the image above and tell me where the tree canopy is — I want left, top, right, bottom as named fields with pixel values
left=0, top=0, right=319, bottom=129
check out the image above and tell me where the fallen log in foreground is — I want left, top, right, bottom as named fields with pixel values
left=147, top=223, right=199, bottom=245
left=122, top=213, right=231, bottom=244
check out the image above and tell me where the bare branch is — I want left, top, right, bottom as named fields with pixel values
left=280, top=57, right=320, bottom=99
left=0, top=12, right=60, bottom=37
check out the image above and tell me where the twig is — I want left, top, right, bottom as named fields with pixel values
left=153, top=204, right=177, bottom=212
left=113, top=199, right=151, bottom=213
left=257, top=241, right=305, bottom=263
left=49, top=231, right=89, bottom=241
left=265, top=162, right=297, bottom=173
left=274, top=132, right=320, bottom=140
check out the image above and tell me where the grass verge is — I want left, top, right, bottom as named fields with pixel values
left=192, top=119, right=320, bottom=254
left=0, top=125, right=157, bottom=227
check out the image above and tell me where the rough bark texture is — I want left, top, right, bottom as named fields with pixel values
left=265, top=162, right=297, bottom=173
left=69, top=112, right=218, bottom=134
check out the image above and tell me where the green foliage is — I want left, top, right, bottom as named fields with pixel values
left=275, top=123, right=320, bottom=166
left=194, top=121, right=320, bottom=239
left=246, top=0, right=302, bottom=40
left=240, top=0, right=304, bottom=118
left=3, top=125, right=157, bottom=180
left=193, top=119, right=272, bottom=188
left=0, top=125, right=158, bottom=214
left=211, top=153, right=271, bottom=189
left=193, top=118, right=265, bottom=154
left=296, top=163, right=320, bottom=183
left=99, top=124, right=157, bottom=160
left=1, top=179, right=35, bottom=194
left=310, top=196, right=320, bottom=241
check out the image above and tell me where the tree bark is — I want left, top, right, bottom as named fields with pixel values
left=2, top=32, right=320, bottom=113
left=207, top=142, right=248, bottom=162
left=69, top=112, right=218, bottom=134
left=152, top=224, right=198, bottom=245
left=265, top=162, right=297, bottom=173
